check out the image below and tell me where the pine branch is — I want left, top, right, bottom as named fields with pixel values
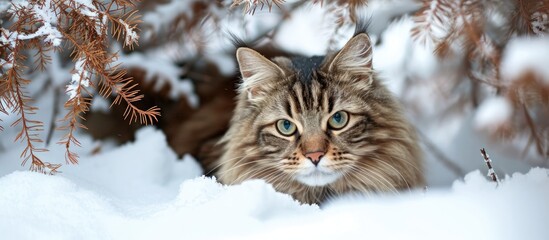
left=510, top=0, right=542, bottom=35
left=107, top=9, right=141, bottom=49
left=4, top=45, right=59, bottom=173
left=412, top=0, right=453, bottom=46
left=57, top=62, right=91, bottom=165
left=1, top=0, right=157, bottom=172
left=98, top=64, right=161, bottom=125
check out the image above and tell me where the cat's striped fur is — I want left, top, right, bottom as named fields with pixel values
left=216, top=33, right=423, bottom=204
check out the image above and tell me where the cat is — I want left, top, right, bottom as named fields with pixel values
left=215, top=31, right=424, bottom=204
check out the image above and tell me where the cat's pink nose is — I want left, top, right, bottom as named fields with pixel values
left=305, top=151, right=324, bottom=166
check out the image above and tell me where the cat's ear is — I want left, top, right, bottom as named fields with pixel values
left=327, top=33, right=373, bottom=73
left=236, top=47, right=285, bottom=100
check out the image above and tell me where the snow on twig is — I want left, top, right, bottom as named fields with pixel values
left=480, top=148, right=499, bottom=185
left=66, top=58, right=91, bottom=101
left=231, top=0, right=285, bottom=14
left=119, top=19, right=139, bottom=47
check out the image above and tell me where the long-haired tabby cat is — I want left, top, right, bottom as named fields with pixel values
left=216, top=30, right=424, bottom=204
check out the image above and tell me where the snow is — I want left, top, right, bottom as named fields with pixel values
left=118, top=19, right=139, bottom=46
left=501, top=36, right=549, bottom=84
left=0, top=1, right=11, bottom=12
left=275, top=3, right=332, bottom=56
left=66, top=58, right=91, bottom=100
left=45, top=52, right=71, bottom=88
left=142, top=1, right=194, bottom=33
left=474, top=96, right=513, bottom=131
left=3, top=0, right=63, bottom=47
left=0, top=129, right=548, bottom=240
left=90, top=96, right=110, bottom=113
left=116, top=51, right=199, bottom=107
left=531, top=12, right=549, bottom=35
left=359, top=0, right=420, bottom=37
left=2, top=1, right=549, bottom=239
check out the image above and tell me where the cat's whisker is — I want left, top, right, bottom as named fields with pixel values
left=345, top=165, right=380, bottom=192
left=226, top=161, right=276, bottom=183
left=373, top=157, right=412, bottom=188
left=231, top=163, right=281, bottom=185
left=218, top=157, right=278, bottom=184
left=215, top=151, right=276, bottom=172
left=350, top=170, right=380, bottom=198
left=361, top=167, right=399, bottom=193
left=357, top=155, right=414, bottom=191
left=348, top=164, right=397, bottom=193
left=214, top=155, right=260, bottom=178
left=262, top=171, right=286, bottom=187
left=206, top=147, right=262, bottom=175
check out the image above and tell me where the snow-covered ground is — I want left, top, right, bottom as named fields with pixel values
left=1, top=1, right=549, bottom=239
left=0, top=128, right=548, bottom=240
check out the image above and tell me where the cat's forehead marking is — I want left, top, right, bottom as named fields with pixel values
left=288, top=79, right=324, bottom=113
left=290, top=56, right=325, bottom=84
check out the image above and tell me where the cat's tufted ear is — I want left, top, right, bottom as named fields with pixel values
left=236, top=47, right=285, bottom=100
left=327, top=33, right=373, bottom=74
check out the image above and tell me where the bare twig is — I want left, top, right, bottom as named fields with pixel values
left=522, top=104, right=544, bottom=155
left=480, top=148, right=499, bottom=184
left=45, top=85, right=60, bottom=147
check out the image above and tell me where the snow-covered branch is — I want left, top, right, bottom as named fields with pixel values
left=0, top=0, right=158, bottom=172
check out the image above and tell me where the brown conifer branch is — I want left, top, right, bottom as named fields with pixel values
left=1, top=0, right=157, bottom=171
left=412, top=0, right=453, bottom=46
left=32, top=41, right=52, bottom=72
left=311, top=0, right=369, bottom=23
left=57, top=67, right=91, bottom=165
left=98, top=65, right=161, bottom=125
left=512, top=0, right=536, bottom=35
left=106, top=9, right=141, bottom=48
left=5, top=45, right=59, bottom=173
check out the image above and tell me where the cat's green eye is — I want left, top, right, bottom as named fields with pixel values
left=276, top=119, right=297, bottom=136
left=328, top=111, right=349, bottom=130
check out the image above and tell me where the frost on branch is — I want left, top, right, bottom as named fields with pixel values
left=480, top=148, right=499, bottom=184
left=0, top=0, right=159, bottom=172
left=67, top=58, right=91, bottom=100
left=230, top=0, right=285, bottom=14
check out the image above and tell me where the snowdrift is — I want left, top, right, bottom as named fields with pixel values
left=0, top=128, right=547, bottom=240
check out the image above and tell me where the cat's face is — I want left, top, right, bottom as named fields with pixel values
left=220, top=33, right=422, bottom=200
left=252, top=76, right=377, bottom=186
left=233, top=33, right=390, bottom=187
